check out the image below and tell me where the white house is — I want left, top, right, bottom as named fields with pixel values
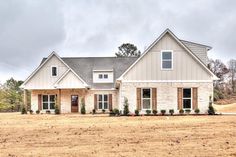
left=21, top=29, right=218, bottom=114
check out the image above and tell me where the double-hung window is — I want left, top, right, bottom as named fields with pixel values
left=42, top=95, right=56, bottom=110
left=183, top=88, right=192, bottom=109
left=161, top=51, right=173, bottom=70
left=98, top=94, right=108, bottom=110
left=142, top=88, right=151, bottom=110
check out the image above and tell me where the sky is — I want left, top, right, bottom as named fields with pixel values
left=0, top=0, right=236, bottom=83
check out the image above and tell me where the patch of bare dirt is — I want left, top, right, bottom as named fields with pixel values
left=0, top=113, right=236, bottom=157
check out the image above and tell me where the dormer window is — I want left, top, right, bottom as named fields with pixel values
left=51, top=66, right=58, bottom=77
left=104, top=74, right=108, bottom=79
left=93, top=70, right=113, bottom=83
left=98, top=74, right=103, bottom=79
left=98, top=74, right=108, bottom=79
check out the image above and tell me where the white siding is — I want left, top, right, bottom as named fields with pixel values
left=24, top=55, right=68, bottom=89
left=57, top=71, right=85, bottom=89
left=123, top=33, right=212, bottom=81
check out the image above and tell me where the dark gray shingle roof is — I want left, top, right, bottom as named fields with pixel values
left=42, top=57, right=138, bottom=89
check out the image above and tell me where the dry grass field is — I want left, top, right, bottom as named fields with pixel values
left=0, top=113, right=236, bottom=157
left=214, top=103, right=236, bottom=113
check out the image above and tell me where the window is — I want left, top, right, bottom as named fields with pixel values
left=42, top=95, right=55, bottom=110
left=183, top=88, right=192, bottom=109
left=98, top=74, right=103, bottom=79
left=98, top=74, right=108, bottom=79
left=142, top=88, right=151, bottom=110
left=51, top=66, right=57, bottom=76
left=97, top=94, right=108, bottom=110
left=104, top=74, right=108, bottom=79
left=161, top=51, right=173, bottom=70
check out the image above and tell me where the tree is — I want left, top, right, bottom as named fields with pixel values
left=208, top=59, right=229, bottom=85
left=228, top=59, right=236, bottom=93
left=115, top=43, right=141, bottom=57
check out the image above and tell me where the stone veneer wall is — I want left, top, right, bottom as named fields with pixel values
left=119, top=82, right=213, bottom=114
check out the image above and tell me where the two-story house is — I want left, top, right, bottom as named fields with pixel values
left=21, top=29, right=218, bottom=114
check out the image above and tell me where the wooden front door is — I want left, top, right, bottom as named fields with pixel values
left=71, top=95, right=79, bottom=112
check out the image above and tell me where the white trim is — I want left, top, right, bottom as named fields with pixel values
left=161, top=50, right=173, bottom=70
left=122, top=80, right=213, bottom=83
left=51, top=65, right=58, bottom=77
left=141, top=88, right=152, bottom=110
left=97, top=94, right=109, bottom=110
left=42, top=94, right=56, bottom=110
left=117, top=29, right=218, bottom=81
left=93, top=69, right=113, bottom=72
left=182, top=88, right=192, bottom=110
left=89, top=88, right=117, bottom=91
left=54, top=69, right=89, bottom=88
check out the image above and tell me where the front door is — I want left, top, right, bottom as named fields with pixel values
left=71, top=95, right=79, bottom=112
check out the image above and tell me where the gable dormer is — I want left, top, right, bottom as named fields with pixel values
left=93, top=69, right=114, bottom=83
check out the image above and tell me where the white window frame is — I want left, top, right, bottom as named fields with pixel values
left=182, top=88, right=192, bottom=110
left=42, top=95, right=56, bottom=110
left=161, top=50, right=173, bottom=70
left=97, top=94, right=109, bottom=110
left=141, top=88, right=152, bottom=110
left=51, top=66, right=58, bottom=77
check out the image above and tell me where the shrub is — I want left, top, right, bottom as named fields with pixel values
left=185, top=109, right=191, bottom=114
left=146, top=110, right=151, bottom=115
left=46, top=110, right=51, bottom=114
left=92, top=109, right=96, bottom=114
left=21, top=106, right=27, bottom=114
left=194, top=108, right=200, bottom=114
left=135, top=109, right=139, bottom=116
left=55, top=105, right=60, bottom=114
left=36, top=110, right=40, bottom=114
left=153, top=110, right=157, bottom=115
left=208, top=96, right=215, bottom=115
left=161, top=110, right=166, bottom=115
left=169, top=109, right=174, bottom=115
left=102, top=109, right=106, bottom=113
left=29, top=110, right=33, bottom=114
left=123, top=97, right=130, bottom=116
left=113, top=108, right=120, bottom=116
left=109, top=110, right=115, bottom=116
left=80, top=98, right=86, bottom=114
left=179, top=109, right=184, bottom=114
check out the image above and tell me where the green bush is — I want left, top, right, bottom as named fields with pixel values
left=29, top=110, right=33, bottom=114
left=55, top=105, right=60, bottom=114
left=153, top=110, right=157, bottom=115
left=123, top=97, right=130, bottom=116
left=146, top=110, right=151, bottom=115
left=36, top=110, right=40, bottom=114
left=208, top=96, right=215, bottom=115
left=21, top=106, right=27, bottom=114
left=113, top=108, right=120, bottom=115
left=161, top=110, right=166, bottom=115
left=46, top=110, right=51, bottom=114
left=102, top=109, right=106, bottom=113
left=169, top=109, right=174, bottom=115
left=194, top=108, right=200, bottom=114
left=80, top=98, right=86, bottom=114
left=92, top=109, right=96, bottom=114
left=135, top=109, right=139, bottom=116
left=179, top=109, right=184, bottom=114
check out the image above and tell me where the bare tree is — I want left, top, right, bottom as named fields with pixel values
left=228, top=59, right=236, bottom=93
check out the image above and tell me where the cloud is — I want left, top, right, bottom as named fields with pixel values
left=0, top=0, right=236, bottom=83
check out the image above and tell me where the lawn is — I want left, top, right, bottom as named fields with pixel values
left=0, top=113, right=236, bottom=157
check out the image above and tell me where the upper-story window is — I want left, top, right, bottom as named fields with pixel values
left=51, top=66, right=58, bottom=77
left=98, top=74, right=108, bottom=79
left=161, top=51, right=173, bottom=70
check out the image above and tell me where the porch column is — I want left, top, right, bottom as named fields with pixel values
left=58, top=89, right=61, bottom=110
left=23, top=89, right=27, bottom=110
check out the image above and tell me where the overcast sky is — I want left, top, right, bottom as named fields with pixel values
left=0, top=0, right=235, bottom=83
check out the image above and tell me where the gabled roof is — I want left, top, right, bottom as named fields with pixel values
left=21, top=51, right=88, bottom=88
left=40, top=56, right=138, bottom=89
left=118, top=28, right=218, bottom=80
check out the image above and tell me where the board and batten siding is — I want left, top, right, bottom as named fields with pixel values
left=24, top=55, right=68, bottom=89
left=123, top=33, right=212, bottom=81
